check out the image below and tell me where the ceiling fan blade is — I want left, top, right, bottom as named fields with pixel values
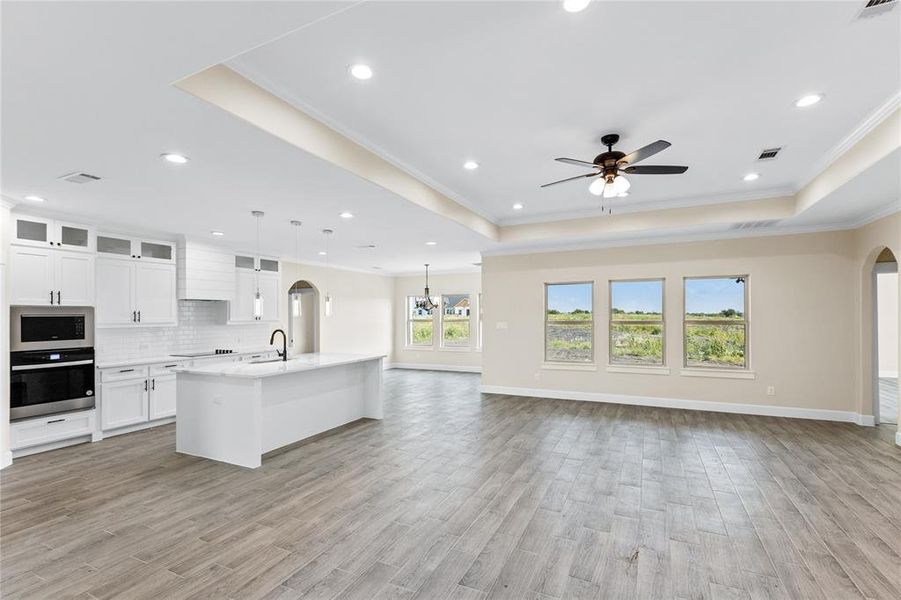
left=540, top=172, right=598, bottom=188
left=620, top=140, right=671, bottom=165
left=622, top=165, right=688, bottom=175
left=555, top=157, right=599, bottom=168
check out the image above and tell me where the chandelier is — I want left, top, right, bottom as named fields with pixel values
left=415, top=264, right=438, bottom=311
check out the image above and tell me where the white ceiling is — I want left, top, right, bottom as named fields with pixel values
left=2, top=1, right=899, bottom=274
left=230, top=0, right=901, bottom=223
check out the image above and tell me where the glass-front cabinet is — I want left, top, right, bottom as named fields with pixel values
left=96, top=234, right=174, bottom=263
left=12, top=215, right=94, bottom=253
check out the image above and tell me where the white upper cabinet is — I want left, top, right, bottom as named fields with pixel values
left=12, top=215, right=94, bottom=253
left=9, top=246, right=95, bottom=306
left=229, top=255, right=280, bottom=323
left=95, top=258, right=176, bottom=327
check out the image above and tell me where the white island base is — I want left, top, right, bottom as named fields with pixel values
left=176, top=353, right=384, bottom=468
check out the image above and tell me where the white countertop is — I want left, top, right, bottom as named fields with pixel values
left=175, top=353, right=385, bottom=379
left=95, top=348, right=274, bottom=369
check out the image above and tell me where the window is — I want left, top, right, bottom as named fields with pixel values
left=407, top=296, right=436, bottom=347
left=610, top=279, right=664, bottom=365
left=441, top=294, right=471, bottom=348
left=684, top=276, right=748, bottom=369
left=545, top=282, right=593, bottom=363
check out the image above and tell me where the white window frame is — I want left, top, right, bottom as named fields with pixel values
left=683, top=275, right=749, bottom=370
left=544, top=281, right=594, bottom=364
left=609, top=278, right=665, bottom=367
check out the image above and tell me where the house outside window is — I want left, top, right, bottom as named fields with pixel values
left=441, top=294, right=471, bottom=347
left=407, top=295, right=436, bottom=347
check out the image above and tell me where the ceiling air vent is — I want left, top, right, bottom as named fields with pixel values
left=757, top=147, right=782, bottom=161
left=58, top=171, right=102, bottom=184
left=355, top=244, right=376, bottom=250
left=730, top=220, right=780, bottom=231
left=858, top=0, right=896, bottom=18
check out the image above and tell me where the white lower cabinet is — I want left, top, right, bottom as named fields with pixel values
left=148, top=373, right=177, bottom=420
left=100, top=377, right=149, bottom=430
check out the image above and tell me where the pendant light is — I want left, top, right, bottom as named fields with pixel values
left=251, top=210, right=264, bottom=320
left=415, top=264, right=439, bottom=311
left=322, top=229, right=333, bottom=317
left=291, top=220, right=302, bottom=318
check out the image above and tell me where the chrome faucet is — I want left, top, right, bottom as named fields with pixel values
left=270, top=329, right=287, bottom=361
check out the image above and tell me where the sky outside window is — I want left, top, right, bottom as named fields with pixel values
left=547, top=283, right=592, bottom=313
left=611, top=280, right=662, bottom=315
left=685, top=278, right=745, bottom=315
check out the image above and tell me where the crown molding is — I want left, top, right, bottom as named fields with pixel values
left=0, top=194, right=18, bottom=209
left=226, top=59, right=498, bottom=225
left=798, top=91, right=901, bottom=190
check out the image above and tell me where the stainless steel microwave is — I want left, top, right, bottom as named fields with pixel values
left=10, top=306, right=94, bottom=352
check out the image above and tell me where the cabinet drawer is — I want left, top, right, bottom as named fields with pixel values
left=100, top=366, right=149, bottom=383
left=11, top=410, right=95, bottom=450
left=150, top=362, right=184, bottom=377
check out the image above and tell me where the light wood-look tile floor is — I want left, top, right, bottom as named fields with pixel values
left=2, top=369, right=901, bottom=600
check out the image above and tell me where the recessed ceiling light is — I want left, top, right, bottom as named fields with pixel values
left=512, top=203, right=524, bottom=210
left=161, top=153, right=189, bottom=164
left=350, top=64, right=373, bottom=80
left=319, top=251, right=327, bottom=256
left=463, top=160, right=479, bottom=170
left=211, top=230, right=224, bottom=237
left=24, top=195, right=45, bottom=203
left=425, top=241, right=437, bottom=246
left=562, top=0, right=591, bottom=13
left=795, top=94, right=823, bottom=108
left=743, top=173, right=760, bottom=182
left=339, top=211, right=354, bottom=219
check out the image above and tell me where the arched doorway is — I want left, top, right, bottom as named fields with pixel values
left=288, top=280, right=319, bottom=354
left=871, top=248, right=898, bottom=427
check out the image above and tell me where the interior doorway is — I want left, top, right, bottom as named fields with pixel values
left=288, top=280, right=319, bottom=354
left=874, top=248, right=898, bottom=425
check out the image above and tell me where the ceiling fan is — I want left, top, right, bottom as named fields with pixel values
left=541, top=134, right=688, bottom=204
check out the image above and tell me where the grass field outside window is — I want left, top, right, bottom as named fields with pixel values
left=609, top=279, right=664, bottom=366
left=545, top=282, right=593, bottom=363
left=683, top=276, right=748, bottom=369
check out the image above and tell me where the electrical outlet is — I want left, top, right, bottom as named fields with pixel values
left=767, top=386, right=775, bottom=396
left=496, top=321, right=508, bottom=330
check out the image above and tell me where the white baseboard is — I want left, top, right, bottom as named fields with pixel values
left=879, top=370, right=898, bottom=378
left=389, top=363, right=481, bottom=374
left=480, top=384, right=871, bottom=425
left=1, top=450, right=12, bottom=469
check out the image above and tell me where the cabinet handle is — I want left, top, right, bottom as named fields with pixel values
left=164, top=364, right=177, bottom=368
left=151, top=378, right=155, bottom=391
left=132, top=311, right=136, bottom=322
left=119, top=368, right=135, bottom=373
left=50, top=290, right=54, bottom=305
left=47, top=418, right=65, bottom=424
left=137, top=311, right=141, bottom=322
left=57, top=291, right=61, bottom=305
left=144, top=380, right=148, bottom=392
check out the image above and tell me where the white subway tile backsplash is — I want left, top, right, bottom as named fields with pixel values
left=96, top=300, right=270, bottom=362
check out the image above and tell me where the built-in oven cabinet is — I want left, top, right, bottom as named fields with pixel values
left=11, top=215, right=95, bottom=253
left=9, top=247, right=95, bottom=306
left=97, top=234, right=174, bottom=264
left=95, top=258, right=176, bottom=327
left=10, top=410, right=96, bottom=451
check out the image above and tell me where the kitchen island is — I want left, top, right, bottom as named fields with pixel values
left=175, top=353, right=384, bottom=468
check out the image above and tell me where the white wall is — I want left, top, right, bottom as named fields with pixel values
left=877, top=270, right=899, bottom=377
left=392, top=271, right=482, bottom=371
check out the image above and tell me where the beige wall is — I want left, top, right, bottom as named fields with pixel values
left=482, top=230, right=866, bottom=415
left=877, top=271, right=899, bottom=376
left=392, top=271, right=482, bottom=370
left=279, top=260, right=394, bottom=360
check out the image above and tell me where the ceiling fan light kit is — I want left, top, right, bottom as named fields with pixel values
left=542, top=133, right=688, bottom=213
